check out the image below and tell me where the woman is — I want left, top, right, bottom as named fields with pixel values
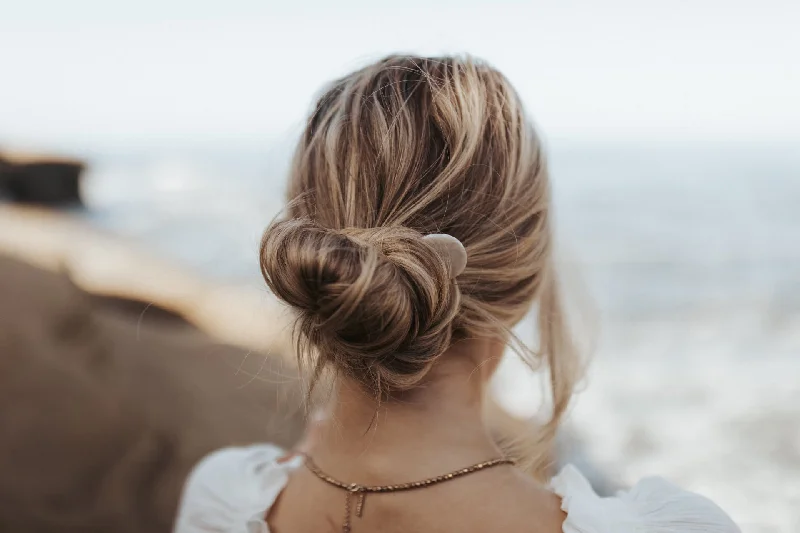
left=175, top=55, right=739, bottom=533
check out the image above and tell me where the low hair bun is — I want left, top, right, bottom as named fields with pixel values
left=260, top=219, right=462, bottom=394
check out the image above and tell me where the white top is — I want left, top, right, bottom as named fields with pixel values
left=173, top=444, right=740, bottom=533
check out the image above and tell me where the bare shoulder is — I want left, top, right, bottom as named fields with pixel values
left=512, top=472, right=566, bottom=533
left=468, top=469, right=565, bottom=533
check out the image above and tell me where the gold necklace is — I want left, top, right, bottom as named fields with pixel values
left=303, top=455, right=515, bottom=533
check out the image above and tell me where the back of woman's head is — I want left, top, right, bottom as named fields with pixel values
left=261, top=55, right=578, bottom=439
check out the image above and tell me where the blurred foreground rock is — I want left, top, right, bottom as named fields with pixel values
left=0, top=254, right=305, bottom=533
left=0, top=151, right=85, bottom=206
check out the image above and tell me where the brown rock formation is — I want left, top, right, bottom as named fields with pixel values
left=0, top=254, right=305, bottom=533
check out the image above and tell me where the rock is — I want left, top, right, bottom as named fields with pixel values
left=0, top=254, right=305, bottom=533
left=0, top=204, right=295, bottom=359
left=0, top=151, right=85, bottom=206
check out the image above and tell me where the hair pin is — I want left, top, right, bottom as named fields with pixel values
left=422, top=234, right=467, bottom=278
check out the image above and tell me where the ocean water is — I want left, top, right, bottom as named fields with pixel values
left=80, top=143, right=799, bottom=532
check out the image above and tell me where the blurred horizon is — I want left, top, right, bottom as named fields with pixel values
left=2, top=0, right=799, bottom=152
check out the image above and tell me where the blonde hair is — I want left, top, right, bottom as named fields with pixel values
left=260, top=55, right=580, bottom=465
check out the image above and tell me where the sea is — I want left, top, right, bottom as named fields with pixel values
left=78, top=141, right=799, bottom=532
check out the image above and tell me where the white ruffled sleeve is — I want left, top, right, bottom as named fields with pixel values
left=550, top=465, right=740, bottom=533
left=173, top=444, right=301, bottom=533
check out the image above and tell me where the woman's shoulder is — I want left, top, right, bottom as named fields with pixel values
left=173, top=444, right=300, bottom=533
left=550, top=464, right=740, bottom=533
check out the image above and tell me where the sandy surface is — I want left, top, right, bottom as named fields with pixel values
left=0, top=204, right=295, bottom=360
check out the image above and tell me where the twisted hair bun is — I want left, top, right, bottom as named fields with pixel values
left=260, top=219, right=461, bottom=394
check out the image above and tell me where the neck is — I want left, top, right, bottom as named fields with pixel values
left=304, top=339, right=505, bottom=482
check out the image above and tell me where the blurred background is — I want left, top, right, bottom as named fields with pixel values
left=1, top=1, right=798, bottom=531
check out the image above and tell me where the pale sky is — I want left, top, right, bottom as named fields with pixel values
left=1, top=0, right=798, bottom=151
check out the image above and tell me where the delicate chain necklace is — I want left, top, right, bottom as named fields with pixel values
left=303, top=455, right=515, bottom=533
